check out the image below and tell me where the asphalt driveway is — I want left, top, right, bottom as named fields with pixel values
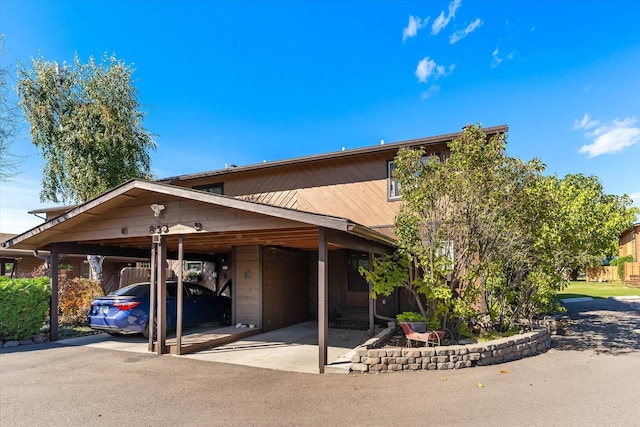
left=1, top=298, right=639, bottom=426
left=556, top=296, right=640, bottom=353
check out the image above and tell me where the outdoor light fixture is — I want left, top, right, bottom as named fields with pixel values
left=194, top=222, right=202, bottom=231
left=149, top=224, right=169, bottom=234
left=151, top=203, right=165, bottom=217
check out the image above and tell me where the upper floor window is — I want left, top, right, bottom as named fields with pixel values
left=193, top=183, right=224, bottom=195
left=388, top=152, right=441, bottom=200
left=388, top=161, right=401, bottom=200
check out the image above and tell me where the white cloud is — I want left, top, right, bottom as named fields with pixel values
left=421, top=85, right=441, bottom=99
left=575, top=115, right=640, bottom=157
left=450, top=18, right=483, bottom=44
left=490, top=46, right=515, bottom=69
left=403, top=15, right=429, bottom=42
left=573, top=113, right=599, bottom=130
left=432, top=0, right=461, bottom=35
left=491, top=48, right=502, bottom=69
left=415, top=57, right=454, bottom=83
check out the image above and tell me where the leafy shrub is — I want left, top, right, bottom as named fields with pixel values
left=396, top=311, right=427, bottom=322
left=0, top=277, right=50, bottom=340
left=58, top=278, right=104, bottom=325
left=610, top=255, right=634, bottom=279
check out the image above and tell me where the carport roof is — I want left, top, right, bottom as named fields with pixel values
left=1, top=179, right=396, bottom=256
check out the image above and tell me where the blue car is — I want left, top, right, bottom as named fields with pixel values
left=88, top=281, right=232, bottom=338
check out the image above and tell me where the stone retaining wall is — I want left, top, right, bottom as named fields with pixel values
left=350, top=327, right=551, bottom=373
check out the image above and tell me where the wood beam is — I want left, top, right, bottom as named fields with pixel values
left=148, top=241, right=156, bottom=352
left=368, top=252, right=375, bottom=337
left=176, top=236, right=184, bottom=355
left=156, top=236, right=167, bottom=355
left=325, top=228, right=392, bottom=255
left=49, top=242, right=151, bottom=258
left=318, top=227, right=328, bottom=374
left=45, top=241, right=215, bottom=262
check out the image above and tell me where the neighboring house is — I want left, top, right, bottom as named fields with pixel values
left=619, top=222, right=639, bottom=262
left=0, top=233, right=48, bottom=278
left=1, top=228, right=146, bottom=294
left=619, top=222, right=640, bottom=286
left=1, top=125, right=508, bottom=371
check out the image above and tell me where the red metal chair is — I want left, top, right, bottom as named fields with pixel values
left=399, top=322, right=445, bottom=347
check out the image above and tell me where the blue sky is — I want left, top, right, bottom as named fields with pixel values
left=1, top=0, right=639, bottom=233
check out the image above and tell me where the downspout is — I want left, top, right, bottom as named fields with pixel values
left=374, top=298, right=396, bottom=323
left=33, top=250, right=50, bottom=269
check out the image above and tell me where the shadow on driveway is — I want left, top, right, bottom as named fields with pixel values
left=554, top=297, right=640, bottom=355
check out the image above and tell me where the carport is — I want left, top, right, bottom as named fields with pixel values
left=1, top=179, right=394, bottom=373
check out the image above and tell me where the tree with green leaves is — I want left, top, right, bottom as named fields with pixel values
left=362, top=124, right=637, bottom=337
left=17, top=53, right=155, bottom=203
left=0, top=35, right=21, bottom=182
left=17, top=53, right=155, bottom=283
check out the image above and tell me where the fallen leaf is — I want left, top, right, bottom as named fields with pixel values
left=477, top=382, right=484, bottom=388
left=440, top=376, right=447, bottom=381
left=499, top=370, right=508, bottom=374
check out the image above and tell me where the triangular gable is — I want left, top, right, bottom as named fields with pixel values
left=2, top=179, right=395, bottom=253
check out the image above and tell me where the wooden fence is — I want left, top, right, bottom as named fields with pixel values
left=624, top=262, right=640, bottom=286
left=586, top=266, right=617, bottom=282
left=586, top=263, right=640, bottom=286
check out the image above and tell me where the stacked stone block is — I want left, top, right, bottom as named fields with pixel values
left=351, top=328, right=551, bottom=373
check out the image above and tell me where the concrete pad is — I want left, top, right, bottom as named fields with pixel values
left=560, top=297, right=593, bottom=303
left=185, top=322, right=377, bottom=374
left=57, top=321, right=380, bottom=374
left=609, top=295, right=640, bottom=301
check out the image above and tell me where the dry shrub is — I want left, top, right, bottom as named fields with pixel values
left=58, top=278, right=104, bottom=325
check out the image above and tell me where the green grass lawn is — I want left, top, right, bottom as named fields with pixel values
left=557, top=281, right=640, bottom=300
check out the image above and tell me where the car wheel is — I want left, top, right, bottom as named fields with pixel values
left=143, top=317, right=157, bottom=339
left=220, top=308, right=232, bottom=326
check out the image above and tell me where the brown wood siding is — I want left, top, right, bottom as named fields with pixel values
left=619, top=225, right=639, bottom=262
left=297, top=180, right=399, bottom=231
left=234, top=245, right=261, bottom=327
left=45, top=195, right=309, bottom=245
left=262, top=247, right=309, bottom=332
left=171, top=146, right=445, bottom=232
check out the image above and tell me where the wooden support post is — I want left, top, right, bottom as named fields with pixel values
left=368, top=252, right=375, bottom=337
left=156, top=235, right=167, bottom=355
left=49, top=246, right=59, bottom=342
left=148, top=241, right=156, bottom=352
left=318, top=227, right=328, bottom=374
left=176, top=236, right=184, bottom=355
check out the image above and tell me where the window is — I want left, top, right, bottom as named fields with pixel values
left=193, top=183, right=224, bottom=195
left=347, top=251, right=370, bottom=292
left=388, top=161, right=401, bottom=200
left=81, top=261, right=91, bottom=279
left=388, top=152, right=442, bottom=200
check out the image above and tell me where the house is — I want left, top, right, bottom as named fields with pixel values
left=1, top=228, right=148, bottom=294
left=1, top=125, right=508, bottom=372
left=619, top=222, right=639, bottom=262
left=619, top=222, right=640, bottom=285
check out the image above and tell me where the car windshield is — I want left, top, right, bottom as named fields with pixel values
left=109, top=284, right=149, bottom=297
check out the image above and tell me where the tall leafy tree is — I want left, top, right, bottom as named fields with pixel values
left=363, top=124, right=637, bottom=336
left=17, top=53, right=155, bottom=203
left=17, top=53, right=155, bottom=283
left=0, top=35, right=21, bottom=182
